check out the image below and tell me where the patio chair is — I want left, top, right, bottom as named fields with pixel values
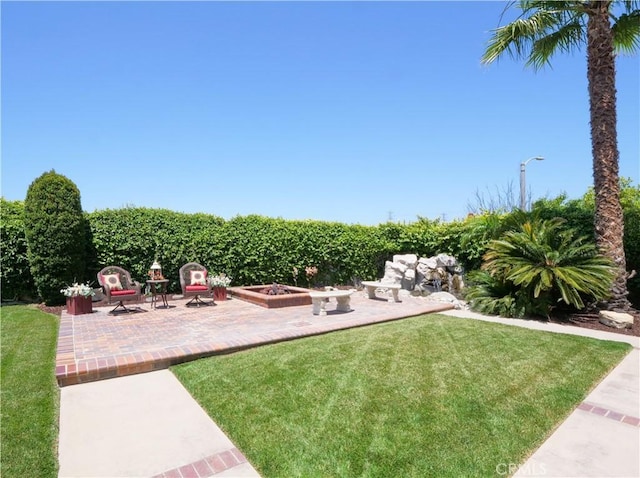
left=179, top=262, right=213, bottom=306
left=97, top=266, right=143, bottom=314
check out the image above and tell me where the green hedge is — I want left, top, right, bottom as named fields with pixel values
left=2, top=179, right=639, bottom=306
left=86, top=208, right=226, bottom=292
left=0, top=199, right=35, bottom=301
left=85, top=211, right=392, bottom=292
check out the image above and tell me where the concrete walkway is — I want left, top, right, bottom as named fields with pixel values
left=59, top=370, right=260, bottom=478
left=58, top=300, right=639, bottom=477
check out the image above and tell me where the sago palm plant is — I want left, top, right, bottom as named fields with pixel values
left=464, top=270, right=534, bottom=318
left=467, top=217, right=615, bottom=318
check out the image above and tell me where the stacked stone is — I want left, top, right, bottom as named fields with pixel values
left=380, top=253, right=465, bottom=297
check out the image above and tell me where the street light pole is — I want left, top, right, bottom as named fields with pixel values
left=519, top=156, right=544, bottom=211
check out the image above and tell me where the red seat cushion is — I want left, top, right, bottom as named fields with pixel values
left=111, top=289, right=137, bottom=296
left=186, top=285, right=209, bottom=292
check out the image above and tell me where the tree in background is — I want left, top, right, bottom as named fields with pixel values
left=482, top=0, right=639, bottom=311
left=24, top=170, right=87, bottom=305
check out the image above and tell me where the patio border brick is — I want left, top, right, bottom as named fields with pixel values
left=579, top=401, right=640, bottom=427
left=56, top=294, right=454, bottom=386
left=151, top=447, right=249, bottom=478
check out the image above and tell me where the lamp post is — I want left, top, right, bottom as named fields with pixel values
left=519, top=156, right=544, bottom=211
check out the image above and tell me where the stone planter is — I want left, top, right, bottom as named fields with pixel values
left=212, top=286, right=228, bottom=301
left=66, top=296, right=93, bottom=315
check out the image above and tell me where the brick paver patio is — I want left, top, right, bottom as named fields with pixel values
left=56, top=292, right=454, bottom=386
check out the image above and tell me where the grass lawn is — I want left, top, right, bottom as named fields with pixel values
left=1, top=305, right=59, bottom=478
left=173, top=313, right=631, bottom=478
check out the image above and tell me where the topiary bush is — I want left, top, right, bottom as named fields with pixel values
left=24, top=171, right=87, bottom=305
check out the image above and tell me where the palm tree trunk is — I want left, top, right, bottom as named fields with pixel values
left=586, top=1, right=630, bottom=310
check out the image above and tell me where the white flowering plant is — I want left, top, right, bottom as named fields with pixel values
left=61, top=282, right=96, bottom=298
left=208, top=273, right=232, bottom=288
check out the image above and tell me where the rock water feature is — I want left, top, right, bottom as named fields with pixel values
left=378, top=253, right=466, bottom=308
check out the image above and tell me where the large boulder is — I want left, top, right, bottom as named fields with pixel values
left=599, top=311, right=634, bottom=329
left=381, top=260, right=406, bottom=285
left=402, top=268, right=416, bottom=291
left=393, top=254, right=418, bottom=269
left=419, top=256, right=438, bottom=270
left=451, top=274, right=464, bottom=293
left=424, top=291, right=464, bottom=309
left=435, top=253, right=457, bottom=268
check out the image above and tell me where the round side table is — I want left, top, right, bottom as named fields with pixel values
left=146, top=279, right=169, bottom=309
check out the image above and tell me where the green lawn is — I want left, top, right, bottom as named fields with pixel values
left=1, top=305, right=59, bottom=478
left=173, top=314, right=631, bottom=478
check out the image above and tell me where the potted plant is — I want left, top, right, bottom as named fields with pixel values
left=209, top=273, right=232, bottom=301
left=61, top=282, right=95, bottom=315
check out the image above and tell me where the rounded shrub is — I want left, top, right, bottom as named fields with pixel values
left=24, top=171, right=87, bottom=305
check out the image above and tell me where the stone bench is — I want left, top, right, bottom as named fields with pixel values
left=361, top=281, right=402, bottom=302
left=309, top=290, right=355, bottom=316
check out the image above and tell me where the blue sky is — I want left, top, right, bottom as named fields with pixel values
left=2, top=1, right=638, bottom=225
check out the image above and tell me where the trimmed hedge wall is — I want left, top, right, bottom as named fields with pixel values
left=0, top=199, right=35, bottom=301
left=86, top=211, right=393, bottom=293
left=2, top=180, right=639, bottom=306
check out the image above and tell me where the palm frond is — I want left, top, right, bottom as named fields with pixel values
left=481, top=0, right=639, bottom=69
left=612, top=10, right=640, bottom=54
left=529, top=20, right=586, bottom=68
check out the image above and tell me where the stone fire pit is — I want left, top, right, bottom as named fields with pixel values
left=229, top=285, right=312, bottom=308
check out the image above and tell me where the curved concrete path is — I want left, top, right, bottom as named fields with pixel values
left=59, top=370, right=259, bottom=478
left=58, top=300, right=639, bottom=477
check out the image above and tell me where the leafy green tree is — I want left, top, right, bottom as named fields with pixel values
left=482, top=0, right=640, bottom=311
left=24, top=171, right=87, bottom=305
left=466, top=216, right=615, bottom=318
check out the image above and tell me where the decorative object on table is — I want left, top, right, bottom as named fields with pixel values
left=97, top=266, right=143, bottom=314
left=209, top=273, right=232, bottom=301
left=148, top=260, right=164, bottom=280
left=61, top=282, right=95, bottom=315
left=179, top=262, right=213, bottom=306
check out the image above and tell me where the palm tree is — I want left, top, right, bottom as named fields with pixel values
left=481, top=0, right=639, bottom=311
